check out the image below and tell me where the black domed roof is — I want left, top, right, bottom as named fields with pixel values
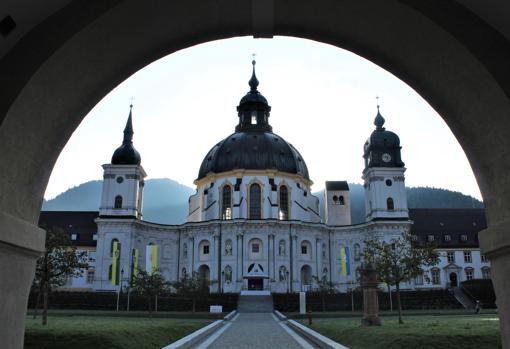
left=111, top=106, right=141, bottom=165
left=197, top=61, right=309, bottom=180
left=198, top=131, right=310, bottom=180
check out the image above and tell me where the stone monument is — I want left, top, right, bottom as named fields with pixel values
left=361, top=264, right=381, bottom=326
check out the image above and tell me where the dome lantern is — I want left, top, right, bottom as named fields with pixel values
left=236, top=60, right=272, bottom=132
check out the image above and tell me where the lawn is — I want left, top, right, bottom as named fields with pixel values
left=305, top=313, right=501, bottom=349
left=24, top=313, right=212, bottom=349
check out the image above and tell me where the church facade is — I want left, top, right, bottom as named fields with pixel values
left=92, top=62, right=416, bottom=293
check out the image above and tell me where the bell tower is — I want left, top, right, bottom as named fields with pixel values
left=99, top=105, right=146, bottom=219
left=362, top=107, right=408, bottom=221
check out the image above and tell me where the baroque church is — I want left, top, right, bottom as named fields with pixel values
left=93, top=61, right=412, bottom=293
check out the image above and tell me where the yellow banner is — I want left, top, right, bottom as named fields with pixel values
left=151, top=245, right=158, bottom=274
left=112, top=241, right=120, bottom=285
left=132, top=249, right=139, bottom=278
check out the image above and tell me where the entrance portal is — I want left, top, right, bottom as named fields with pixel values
left=449, top=272, right=458, bottom=287
left=248, top=278, right=263, bottom=290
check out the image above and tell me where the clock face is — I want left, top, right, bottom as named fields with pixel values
left=382, top=153, right=392, bottom=163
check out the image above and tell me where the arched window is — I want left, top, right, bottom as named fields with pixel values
left=482, top=267, right=491, bottom=279
left=387, top=197, right=394, bottom=210
left=114, top=195, right=123, bottom=209
left=465, top=267, right=474, bottom=281
left=354, top=243, right=361, bottom=261
left=431, top=268, right=440, bottom=285
left=249, top=183, right=262, bottom=219
left=279, top=185, right=289, bottom=220
left=221, top=185, right=232, bottom=220
left=339, top=196, right=345, bottom=205
left=110, top=239, right=120, bottom=257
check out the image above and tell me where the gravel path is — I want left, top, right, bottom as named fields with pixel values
left=205, top=313, right=310, bottom=349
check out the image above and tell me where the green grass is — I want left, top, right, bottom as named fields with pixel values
left=25, top=314, right=212, bottom=349
left=304, top=314, right=501, bottom=349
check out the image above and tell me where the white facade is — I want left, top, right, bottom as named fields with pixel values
left=188, top=171, right=320, bottom=223
left=99, top=164, right=146, bottom=219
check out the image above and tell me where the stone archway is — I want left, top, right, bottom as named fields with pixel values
left=2, top=1, right=510, bottom=347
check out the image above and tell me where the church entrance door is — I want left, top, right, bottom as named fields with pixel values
left=449, top=272, right=458, bottom=287
left=248, top=278, right=263, bottom=290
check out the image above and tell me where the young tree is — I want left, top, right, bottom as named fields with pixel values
left=33, top=225, right=89, bottom=325
left=363, top=231, right=439, bottom=324
left=131, top=269, right=169, bottom=316
left=312, top=275, right=336, bottom=311
left=172, top=271, right=209, bottom=313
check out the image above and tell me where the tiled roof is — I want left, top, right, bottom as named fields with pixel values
left=409, top=208, right=486, bottom=248
left=38, top=211, right=98, bottom=247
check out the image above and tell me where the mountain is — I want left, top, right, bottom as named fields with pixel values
left=43, top=178, right=195, bottom=225
left=313, top=184, right=484, bottom=224
left=43, top=179, right=483, bottom=225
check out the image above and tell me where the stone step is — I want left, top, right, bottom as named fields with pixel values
left=237, top=295, right=274, bottom=313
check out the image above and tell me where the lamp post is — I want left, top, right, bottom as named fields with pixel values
left=116, top=268, right=124, bottom=312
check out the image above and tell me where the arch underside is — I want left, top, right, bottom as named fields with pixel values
left=1, top=0, right=510, bottom=347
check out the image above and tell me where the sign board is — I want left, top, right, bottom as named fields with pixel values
left=210, top=305, right=223, bottom=313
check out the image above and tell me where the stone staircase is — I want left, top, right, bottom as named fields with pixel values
left=237, top=295, right=274, bottom=313
left=453, top=287, right=476, bottom=309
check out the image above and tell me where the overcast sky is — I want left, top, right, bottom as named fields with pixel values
left=44, top=36, right=482, bottom=201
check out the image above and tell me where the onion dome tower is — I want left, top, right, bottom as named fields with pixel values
left=189, top=61, right=320, bottom=223
left=362, top=106, right=408, bottom=221
left=111, top=106, right=141, bottom=165
left=99, top=105, right=146, bottom=219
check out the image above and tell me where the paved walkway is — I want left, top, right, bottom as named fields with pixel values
left=199, top=313, right=314, bottom=349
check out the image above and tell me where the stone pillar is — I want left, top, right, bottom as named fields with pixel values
left=316, top=237, right=322, bottom=279
left=479, top=221, right=510, bottom=348
left=236, top=232, right=243, bottom=289
left=188, top=236, right=194, bottom=274
left=291, top=234, right=299, bottom=292
left=268, top=233, right=274, bottom=282
left=212, top=232, right=219, bottom=292
left=0, top=211, right=46, bottom=349
left=361, top=264, right=381, bottom=326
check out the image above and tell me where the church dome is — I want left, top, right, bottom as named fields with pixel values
left=111, top=106, right=141, bottom=165
left=197, top=61, right=310, bottom=180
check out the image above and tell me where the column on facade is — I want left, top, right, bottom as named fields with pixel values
left=211, top=232, right=219, bottom=291
left=316, top=237, right=322, bottom=280
left=268, top=233, right=275, bottom=283
left=291, top=234, right=298, bottom=292
left=236, top=232, right=243, bottom=286
left=188, top=236, right=194, bottom=274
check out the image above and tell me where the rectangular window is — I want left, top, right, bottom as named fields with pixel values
left=482, top=268, right=491, bottom=279
left=460, top=234, right=468, bottom=242
left=71, top=233, right=78, bottom=241
left=251, top=111, right=257, bottom=125
left=427, top=234, right=435, bottom=242
left=444, top=234, right=451, bottom=242
left=481, top=254, right=488, bottom=263
left=203, top=245, right=209, bottom=255
left=252, top=244, right=260, bottom=253
left=415, top=273, right=424, bottom=285
left=447, top=251, right=455, bottom=264
left=464, top=251, right=472, bottom=263
left=431, top=269, right=440, bottom=285
left=301, top=245, right=307, bottom=254
left=465, top=269, right=474, bottom=281
left=86, top=269, right=95, bottom=284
